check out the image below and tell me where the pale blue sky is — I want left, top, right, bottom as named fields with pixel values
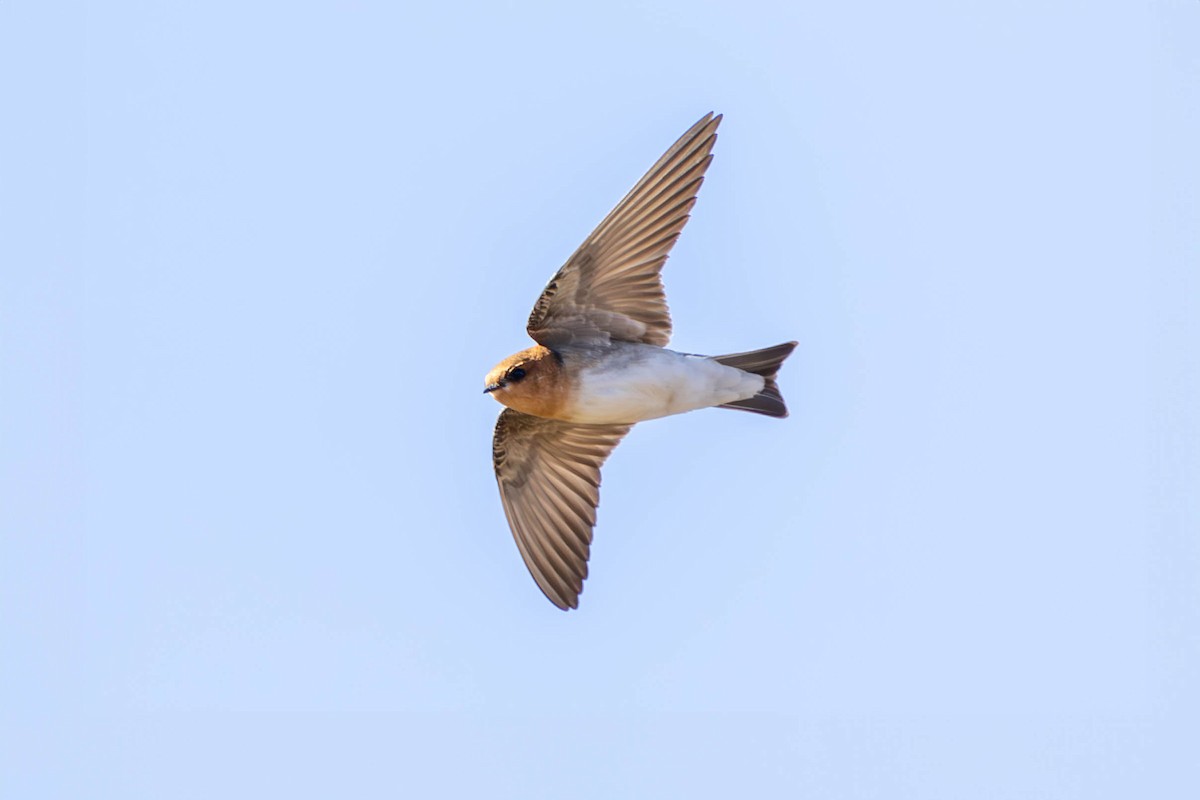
left=2, top=1, right=1198, bottom=797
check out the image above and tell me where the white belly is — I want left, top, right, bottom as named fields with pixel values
left=566, top=346, right=764, bottom=424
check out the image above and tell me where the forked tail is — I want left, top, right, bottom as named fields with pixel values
left=713, top=341, right=797, bottom=418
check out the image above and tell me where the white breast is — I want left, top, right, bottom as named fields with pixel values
left=567, top=345, right=764, bottom=424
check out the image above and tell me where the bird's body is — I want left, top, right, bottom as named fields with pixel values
left=484, top=112, right=796, bottom=609
left=565, top=343, right=765, bottom=425
left=486, top=341, right=766, bottom=424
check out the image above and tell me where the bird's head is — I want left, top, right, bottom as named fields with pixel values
left=483, top=345, right=566, bottom=418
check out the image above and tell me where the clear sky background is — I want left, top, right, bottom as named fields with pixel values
left=3, top=1, right=1198, bottom=797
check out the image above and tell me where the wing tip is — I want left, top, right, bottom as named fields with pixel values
left=541, top=584, right=580, bottom=611
left=681, top=112, right=722, bottom=147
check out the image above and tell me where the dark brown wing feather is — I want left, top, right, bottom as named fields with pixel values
left=526, top=113, right=722, bottom=348
left=492, top=409, right=633, bottom=610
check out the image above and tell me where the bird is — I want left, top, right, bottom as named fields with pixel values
left=484, top=112, right=796, bottom=610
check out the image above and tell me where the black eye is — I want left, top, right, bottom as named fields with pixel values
left=508, top=367, right=526, bottom=382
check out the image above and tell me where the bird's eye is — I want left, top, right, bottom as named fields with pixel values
left=508, top=367, right=527, bottom=382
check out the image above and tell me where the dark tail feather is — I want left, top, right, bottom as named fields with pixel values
left=714, top=341, right=797, bottom=418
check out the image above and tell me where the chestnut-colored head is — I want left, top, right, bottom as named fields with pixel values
left=483, top=345, right=568, bottom=419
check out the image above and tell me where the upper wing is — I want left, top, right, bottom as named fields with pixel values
left=526, top=113, right=722, bottom=349
left=492, top=408, right=633, bottom=610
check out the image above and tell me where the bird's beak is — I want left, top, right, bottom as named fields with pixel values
left=483, top=382, right=502, bottom=394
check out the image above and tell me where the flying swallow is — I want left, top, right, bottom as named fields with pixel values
left=485, top=112, right=796, bottom=610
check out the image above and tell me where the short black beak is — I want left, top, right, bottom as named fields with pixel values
left=483, top=382, right=503, bottom=394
